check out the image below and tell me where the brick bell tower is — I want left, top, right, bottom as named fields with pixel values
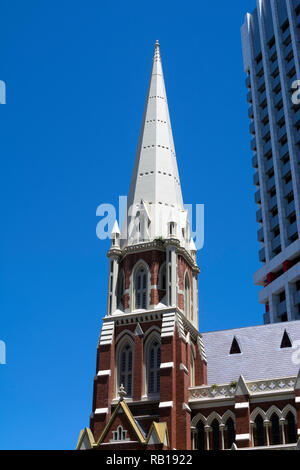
left=81, top=41, right=207, bottom=450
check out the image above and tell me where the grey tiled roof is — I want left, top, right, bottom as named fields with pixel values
left=201, top=320, right=300, bottom=385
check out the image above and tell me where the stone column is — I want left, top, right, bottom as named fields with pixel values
left=204, top=425, right=211, bottom=450
left=220, top=424, right=225, bottom=450
left=264, top=420, right=270, bottom=446
left=280, top=418, right=286, bottom=445
left=191, top=426, right=197, bottom=450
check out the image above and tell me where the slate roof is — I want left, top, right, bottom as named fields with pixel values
left=201, top=320, right=300, bottom=385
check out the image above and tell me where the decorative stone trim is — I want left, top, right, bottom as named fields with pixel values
left=176, top=315, right=185, bottom=339
left=97, top=370, right=111, bottom=377
left=189, top=376, right=297, bottom=403
left=94, top=408, right=109, bottom=414
left=160, top=362, right=174, bottom=369
left=180, top=363, right=189, bottom=374
left=98, top=321, right=114, bottom=346
left=159, top=401, right=173, bottom=408
left=161, top=312, right=176, bottom=337
left=235, top=433, right=250, bottom=441
left=235, top=402, right=249, bottom=409
left=182, top=403, right=191, bottom=413
left=197, top=336, right=207, bottom=363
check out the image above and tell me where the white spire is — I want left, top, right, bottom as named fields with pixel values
left=123, top=42, right=190, bottom=248
left=128, top=41, right=183, bottom=210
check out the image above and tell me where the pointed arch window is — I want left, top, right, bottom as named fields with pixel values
left=147, top=339, right=161, bottom=395
left=286, top=411, right=297, bottom=443
left=112, top=425, right=128, bottom=441
left=119, top=342, right=133, bottom=397
left=225, top=418, right=235, bottom=449
left=190, top=346, right=195, bottom=387
left=270, top=413, right=280, bottom=445
left=211, top=419, right=220, bottom=451
left=117, top=270, right=125, bottom=309
left=159, top=263, right=166, bottom=291
left=254, top=415, right=265, bottom=447
left=135, top=266, right=147, bottom=309
left=196, top=421, right=205, bottom=450
left=184, top=273, right=191, bottom=319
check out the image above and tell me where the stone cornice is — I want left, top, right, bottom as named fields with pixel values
left=189, top=376, right=297, bottom=406
left=108, top=240, right=200, bottom=273
left=102, top=306, right=202, bottom=342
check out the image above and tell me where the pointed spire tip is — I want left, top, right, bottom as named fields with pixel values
left=155, top=40, right=160, bottom=48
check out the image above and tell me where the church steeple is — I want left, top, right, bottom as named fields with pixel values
left=124, top=41, right=189, bottom=248
left=79, top=43, right=206, bottom=453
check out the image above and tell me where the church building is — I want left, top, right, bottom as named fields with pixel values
left=76, top=41, right=300, bottom=451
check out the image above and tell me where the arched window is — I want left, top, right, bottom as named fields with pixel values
left=190, top=346, right=195, bottom=387
left=112, top=425, right=128, bottom=442
left=254, top=415, right=265, bottom=447
left=196, top=421, right=205, bottom=450
left=184, top=273, right=191, bottom=319
left=270, top=413, right=280, bottom=445
left=211, top=419, right=220, bottom=450
left=117, top=270, right=124, bottom=309
left=135, top=266, right=147, bottom=309
left=225, top=418, right=235, bottom=449
left=147, top=339, right=161, bottom=395
left=118, top=342, right=133, bottom=397
left=159, top=263, right=166, bottom=291
left=286, top=411, right=297, bottom=443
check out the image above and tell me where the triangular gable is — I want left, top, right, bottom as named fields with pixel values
left=76, top=427, right=95, bottom=450
left=229, top=337, right=241, bottom=355
left=235, top=375, right=249, bottom=397
left=147, top=422, right=169, bottom=447
left=280, top=330, right=292, bottom=348
left=96, top=400, right=146, bottom=446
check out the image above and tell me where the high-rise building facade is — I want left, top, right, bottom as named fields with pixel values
left=241, top=0, right=300, bottom=324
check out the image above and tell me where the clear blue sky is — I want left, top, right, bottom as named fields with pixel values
left=1, top=0, right=259, bottom=450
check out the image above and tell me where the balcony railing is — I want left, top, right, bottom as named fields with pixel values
left=283, top=179, right=293, bottom=197
left=277, top=300, right=287, bottom=316
left=287, top=221, right=298, bottom=239
left=265, top=157, right=274, bottom=173
left=270, top=214, right=279, bottom=230
left=255, top=189, right=261, bottom=204
left=259, top=247, right=266, bottom=262
left=253, top=171, right=260, bottom=186
left=257, top=227, right=264, bottom=242
left=256, top=208, right=263, bottom=223
left=271, top=234, right=281, bottom=250
left=286, top=199, right=295, bottom=218
left=252, top=154, right=258, bottom=168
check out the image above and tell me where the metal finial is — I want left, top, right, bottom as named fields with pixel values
left=118, top=384, right=127, bottom=401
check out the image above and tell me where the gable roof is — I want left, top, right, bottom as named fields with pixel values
left=76, top=427, right=96, bottom=450
left=202, top=320, right=300, bottom=384
left=96, top=399, right=146, bottom=446
left=147, top=422, right=169, bottom=447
